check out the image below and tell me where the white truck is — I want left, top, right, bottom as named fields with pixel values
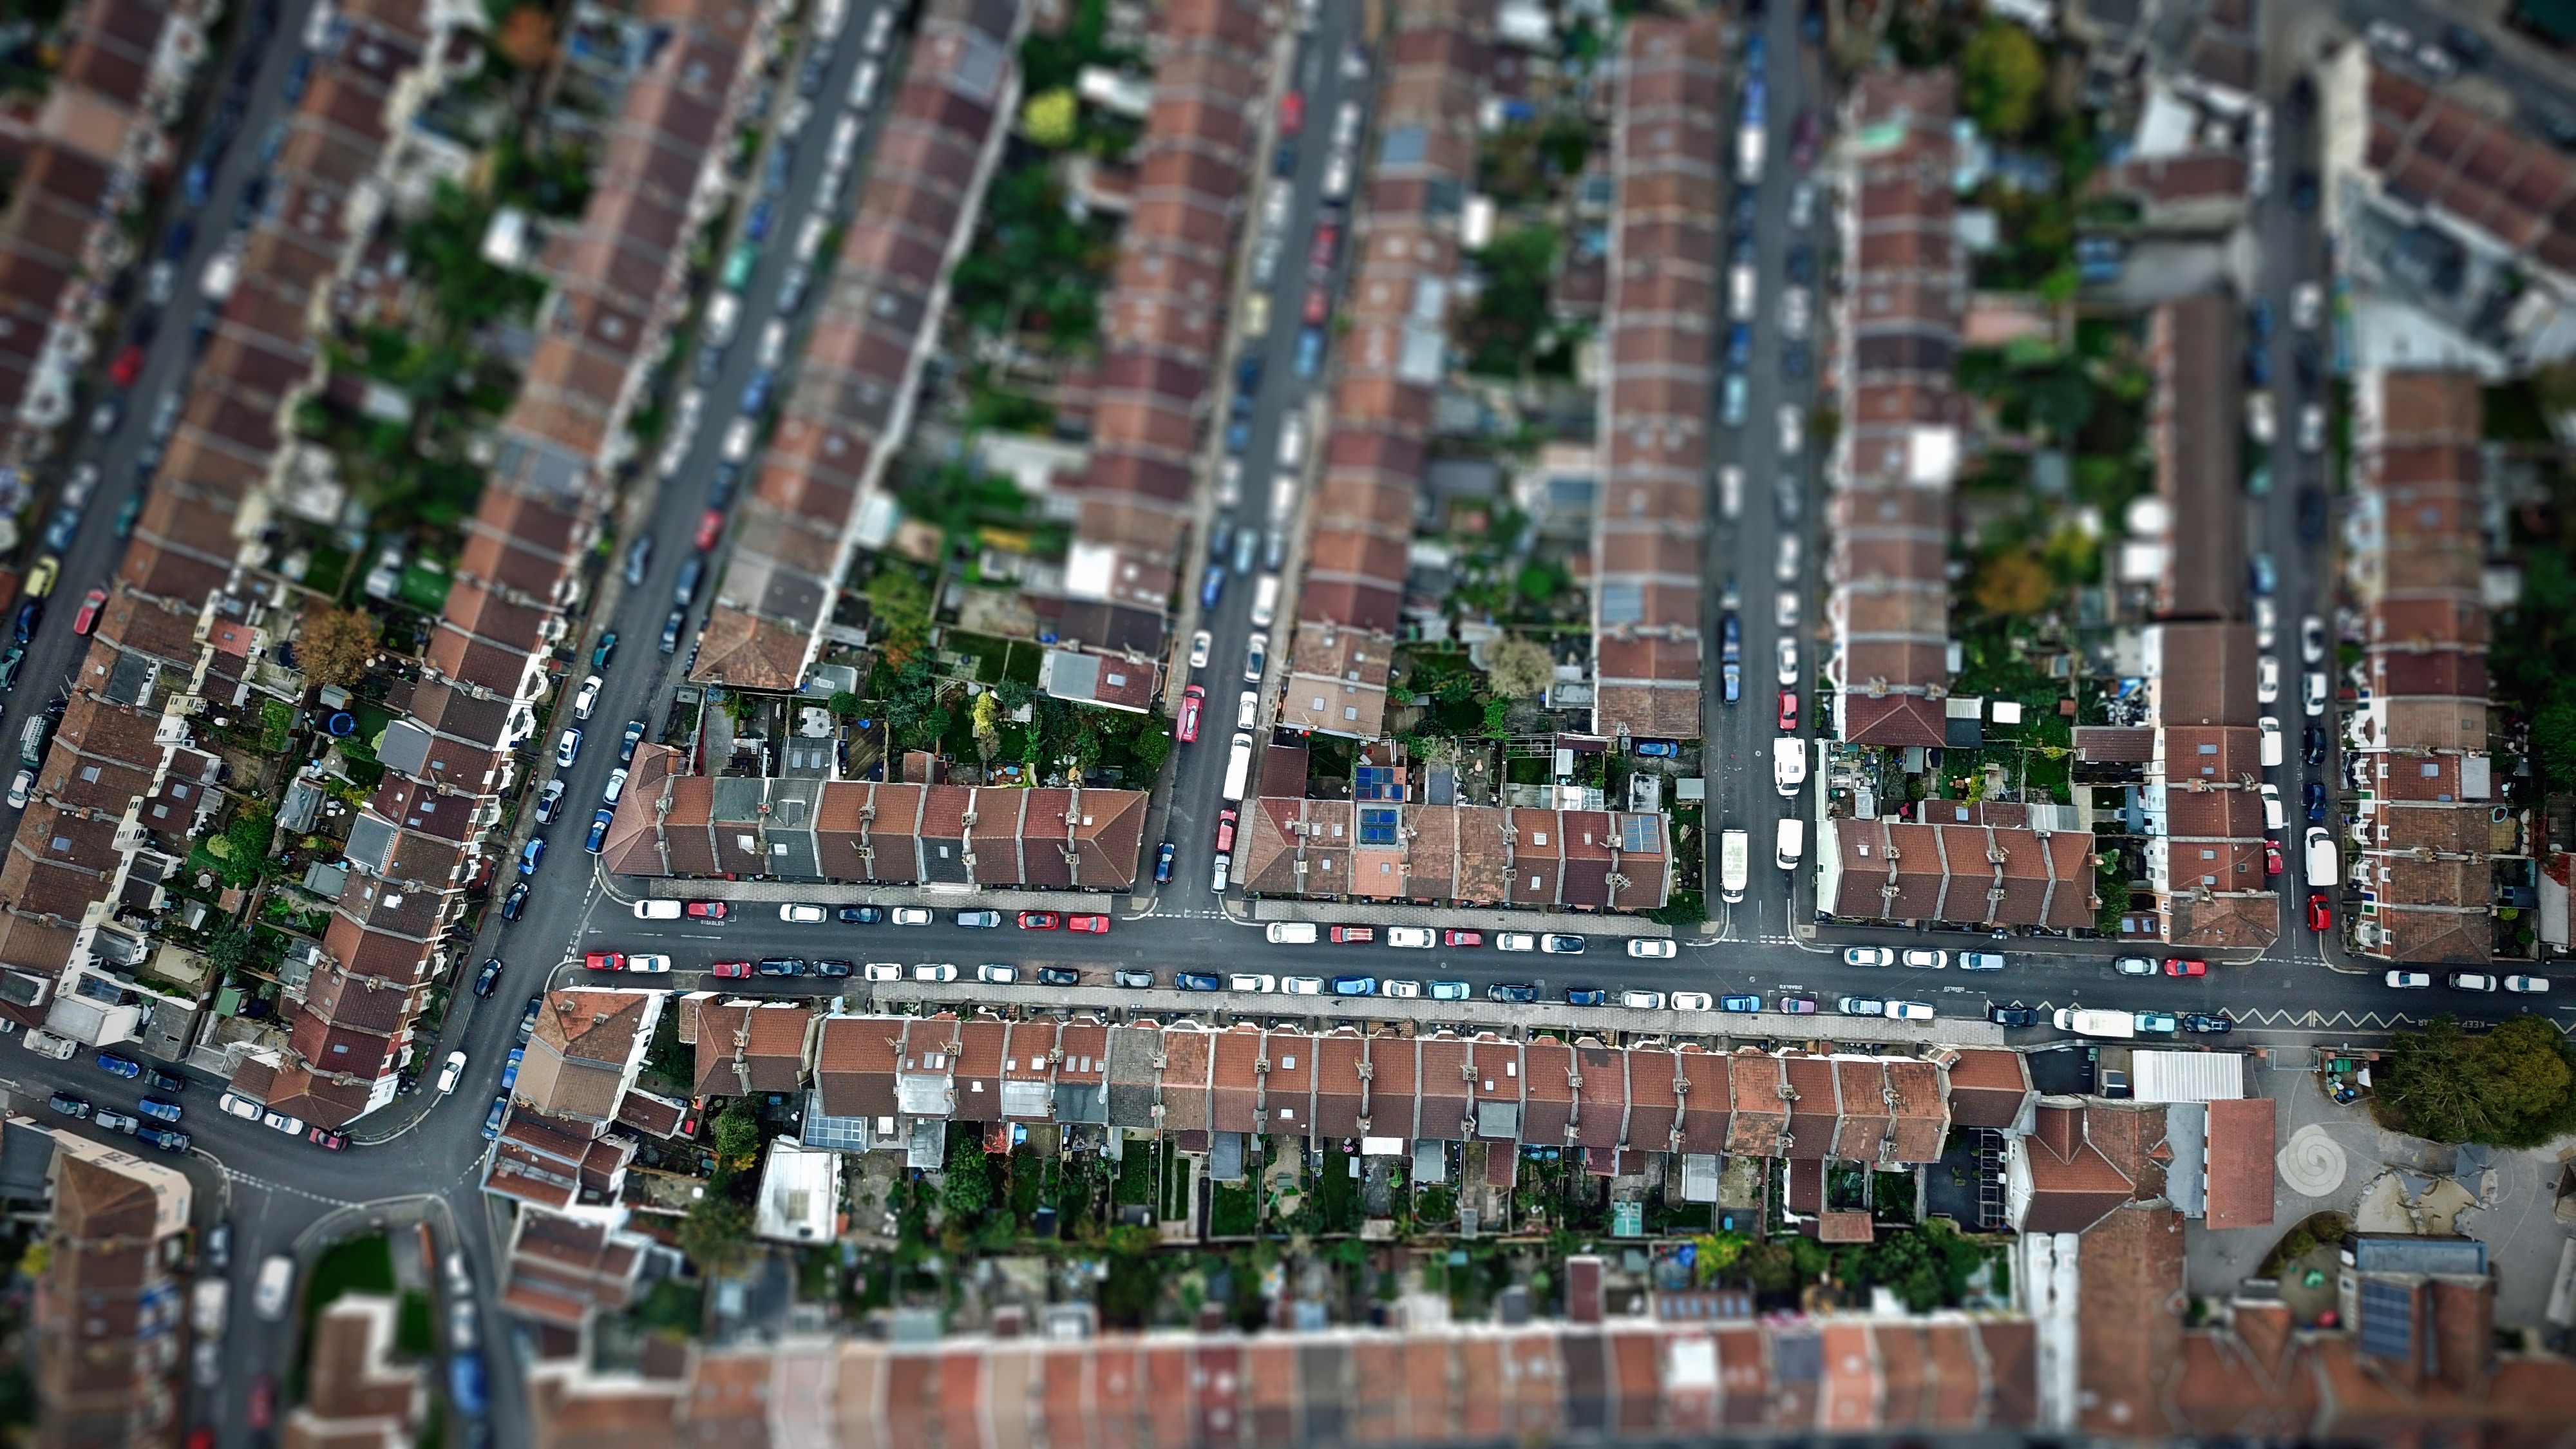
left=21, top=1029, right=75, bottom=1061
left=2052, top=1007, right=2138, bottom=1039
left=1220, top=733, right=1254, bottom=803
left=1772, top=737, right=1807, bottom=798
left=1719, top=829, right=1750, bottom=904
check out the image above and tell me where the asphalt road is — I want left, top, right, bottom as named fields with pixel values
left=1701, top=2, right=1825, bottom=949
left=1158, top=9, right=1369, bottom=914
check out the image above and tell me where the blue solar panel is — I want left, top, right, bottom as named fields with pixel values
left=1359, top=808, right=1399, bottom=844
left=2358, top=1279, right=2415, bottom=1363
left=1620, top=815, right=1658, bottom=852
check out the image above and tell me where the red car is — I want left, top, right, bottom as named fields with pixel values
left=71, top=587, right=106, bottom=636
left=1330, top=925, right=1374, bottom=943
left=2264, top=840, right=2283, bottom=876
left=1215, top=808, right=1238, bottom=855
left=108, top=343, right=145, bottom=388
left=1069, top=915, right=1111, bottom=934
left=1303, top=283, right=1331, bottom=326
left=187, top=1429, right=214, bottom=1449
left=2307, top=894, right=2332, bottom=931
left=695, top=507, right=724, bottom=551
left=307, top=1126, right=348, bottom=1151
left=247, top=1376, right=277, bottom=1431
left=709, top=960, right=753, bottom=978
left=1443, top=930, right=1483, bottom=947
left=1279, top=90, right=1305, bottom=136
left=2164, top=958, right=2208, bottom=977
left=1017, top=911, right=1059, bottom=930
left=583, top=951, right=625, bottom=972
left=1176, top=685, right=1204, bottom=744
left=1777, top=690, right=1798, bottom=731
left=1309, top=224, right=1339, bottom=270
left=683, top=900, right=729, bottom=920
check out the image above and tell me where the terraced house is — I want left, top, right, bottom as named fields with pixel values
left=694, top=0, right=1023, bottom=692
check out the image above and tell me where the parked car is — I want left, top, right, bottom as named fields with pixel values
left=2385, top=971, right=2433, bottom=989
left=839, top=905, right=884, bottom=924
left=1836, top=995, right=1886, bottom=1017
left=1539, top=934, right=1586, bottom=955
left=1486, top=981, right=1540, bottom=1003
left=958, top=910, right=1004, bottom=928
left=1564, top=987, right=1607, bottom=1007
left=1987, top=1004, right=2040, bottom=1027
left=1037, top=967, right=1081, bottom=987
left=1625, top=938, right=1677, bottom=958
left=1443, top=931, right=1482, bottom=947
left=2182, top=1013, right=2233, bottom=1034
left=1844, top=947, right=1895, bottom=967
left=2506, top=976, right=2552, bottom=994
left=778, top=904, right=827, bottom=923
left=2114, top=955, right=2157, bottom=975
left=473, top=958, right=504, bottom=997
left=2165, top=958, right=2208, bottom=977
left=1900, top=949, right=1947, bottom=969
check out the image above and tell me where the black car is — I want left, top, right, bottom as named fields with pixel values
left=0, top=644, right=24, bottom=691
left=1986, top=1003, right=2040, bottom=1028
left=2297, top=485, right=2326, bottom=543
left=2293, top=337, right=2323, bottom=389
left=473, top=957, right=505, bottom=998
left=1486, top=981, right=1540, bottom=1003
left=2182, top=1012, right=2234, bottom=1034
left=517, top=994, right=543, bottom=1043
left=147, top=1068, right=187, bottom=1094
left=2546, top=109, right=2576, bottom=152
left=1112, top=969, right=1155, bottom=989
left=500, top=881, right=529, bottom=920
left=2304, top=779, right=2328, bottom=822
left=13, top=601, right=41, bottom=643
left=623, top=537, right=652, bottom=587
left=593, top=631, right=618, bottom=670
left=838, top=905, right=884, bottom=924
left=2442, top=23, right=2490, bottom=65
left=2290, top=169, right=2319, bottom=215
left=1781, top=343, right=1811, bottom=380
left=620, top=719, right=648, bottom=764
left=755, top=958, right=806, bottom=977
left=1175, top=972, right=1222, bottom=991
left=1037, top=967, right=1081, bottom=987
left=2304, top=724, right=2327, bottom=768
left=814, top=959, right=855, bottom=978
left=1785, top=244, right=1815, bottom=285
left=1272, top=142, right=1296, bottom=178
left=1564, top=987, right=1607, bottom=1007
left=1153, top=841, right=1176, bottom=884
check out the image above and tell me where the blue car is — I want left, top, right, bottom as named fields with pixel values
left=1154, top=841, right=1176, bottom=884
left=97, top=1053, right=142, bottom=1079
left=163, top=219, right=194, bottom=262
left=739, top=369, right=773, bottom=415
left=518, top=837, right=546, bottom=876
left=43, top=509, right=79, bottom=553
left=1565, top=987, right=1607, bottom=1007
left=2304, top=779, right=2328, bottom=822
left=135, top=1126, right=189, bottom=1152
left=1176, top=972, right=1222, bottom=991
left=1726, top=323, right=1752, bottom=372
left=138, top=1097, right=182, bottom=1122
left=450, top=1350, right=488, bottom=1418
left=1634, top=740, right=1680, bottom=758
left=480, top=1096, right=508, bottom=1141
left=500, top=1048, right=525, bottom=1094
left=746, top=198, right=775, bottom=242
left=1295, top=328, right=1323, bottom=379
left=1719, top=994, right=1763, bottom=1012
left=184, top=161, right=212, bottom=208
left=2251, top=553, right=2277, bottom=596
left=584, top=808, right=614, bottom=854
left=1201, top=564, right=1226, bottom=609
left=1329, top=976, right=1377, bottom=997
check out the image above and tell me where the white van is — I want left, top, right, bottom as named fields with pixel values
left=1728, top=263, right=1757, bottom=321
left=1772, top=737, right=1808, bottom=797
left=847, top=61, right=880, bottom=109
left=2304, top=827, right=2338, bottom=889
left=254, top=1255, right=296, bottom=1320
left=1719, top=464, right=1743, bottom=520
left=1249, top=575, right=1280, bottom=628
left=1774, top=818, right=1804, bottom=871
left=1278, top=415, right=1307, bottom=469
left=2259, top=717, right=2283, bottom=768
left=1265, top=922, right=1318, bottom=945
left=705, top=292, right=741, bottom=347
left=633, top=899, right=683, bottom=920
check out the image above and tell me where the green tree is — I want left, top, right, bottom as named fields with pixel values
left=677, top=1190, right=753, bottom=1271
left=943, top=1147, right=994, bottom=1221
left=1463, top=225, right=1560, bottom=377
left=219, top=806, right=276, bottom=887
left=2028, top=366, right=2097, bottom=439
left=2381, top=1014, right=2576, bottom=1146
left=712, top=1102, right=762, bottom=1166
left=1021, top=88, right=1078, bottom=147
left=1962, top=21, right=2047, bottom=138
left=2532, top=697, right=2576, bottom=796
left=207, top=933, right=251, bottom=974
left=826, top=690, right=862, bottom=719
left=1125, top=717, right=1173, bottom=780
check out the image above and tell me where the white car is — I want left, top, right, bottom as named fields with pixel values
left=5, top=770, right=28, bottom=810
left=1843, top=947, right=1895, bottom=967
left=262, top=1108, right=305, bottom=1135
left=1625, top=938, right=1678, bottom=959
left=1189, top=630, right=1212, bottom=668
left=2298, top=402, right=2326, bottom=455
left=912, top=964, right=958, bottom=983
left=975, top=963, right=1017, bottom=983
left=1901, top=949, right=1947, bottom=969
left=217, top=1092, right=263, bottom=1121
left=1244, top=632, right=1269, bottom=684
left=1387, top=927, right=1435, bottom=949
left=2505, top=976, right=2552, bottom=994
left=2256, top=655, right=2280, bottom=703
left=2114, top=955, right=2158, bottom=975
left=1775, top=589, right=1799, bottom=630
left=1282, top=976, right=1324, bottom=995
left=2301, top=615, right=2326, bottom=665
left=1777, top=404, right=1804, bottom=457
left=2292, top=281, right=2324, bottom=331
left=2303, top=672, right=2327, bottom=717
left=1236, top=690, right=1259, bottom=730
left=1776, top=638, right=1798, bottom=686
left=779, top=904, right=827, bottom=923
left=1382, top=979, right=1422, bottom=998
left=1780, top=289, right=1810, bottom=338
left=2259, top=716, right=2283, bottom=768
left=1886, top=1000, right=1936, bottom=1022
left=1495, top=933, right=1537, bottom=952
left=572, top=673, right=603, bottom=720
left=1958, top=952, right=2005, bottom=971
left=2255, top=596, right=2278, bottom=650
left=555, top=728, right=583, bottom=768
left=436, top=1051, right=466, bottom=1095
left=892, top=907, right=934, bottom=925
left=2260, top=784, right=2286, bottom=831
left=1229, top=973, right=1277, bottom=992
left=1620, top=990, right=1667, bottom=1010
left=2449, top=973, right=2498, bottom=992
left=1775, top=534, right=1800, bottom=585
left=1671, top=991, right=1714, bottom=1011
left=2385, top=971, right=2433, bottom=989
left=625, top=954, right=671, bottom=974
left=864, top=963, right=902, bottom=981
